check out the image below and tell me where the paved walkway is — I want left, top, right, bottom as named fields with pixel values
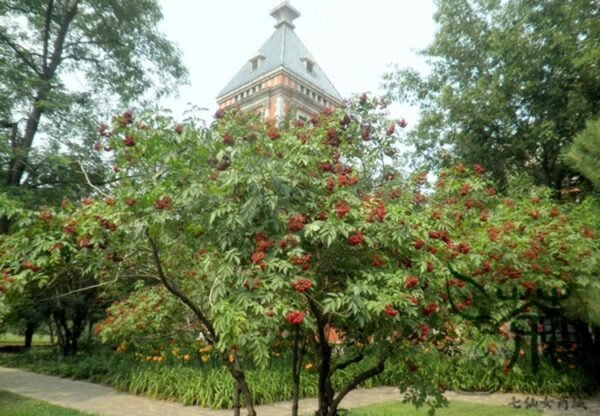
left=1, top=366, right=599, bottom=415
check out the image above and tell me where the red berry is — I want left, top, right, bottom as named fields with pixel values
left=291, top=278, right=312, bottom=293
left=384, top=305, right=398, bottom=317
left=405, top=276, right=419, bottom=289
left=348, top=231, right=364, bottom=246
left=286, top=310, right=305, bottom=325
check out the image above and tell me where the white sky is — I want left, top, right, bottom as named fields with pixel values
left=157, top=0, right=437, bottom=123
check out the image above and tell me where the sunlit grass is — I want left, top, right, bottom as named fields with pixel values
left=0, top=333, right=52, bottom=346
left=0, top=390, right=97, bottom=416
left=346, top=400, right=542, bottom=416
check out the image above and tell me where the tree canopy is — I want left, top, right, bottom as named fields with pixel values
left=384, top=0, right=600, bottom=190
left=0, top=0, right=188, bottom=223
left=2, top=102, right=598, bottom=414
left=563, top=119, right=600, bottom=192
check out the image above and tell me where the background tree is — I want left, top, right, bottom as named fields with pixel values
left=563, top=119, right=600, bottom=192
left=0, top=0, right=188, bottom=232
left=0, top=201, right=113, bottom=355
left=384, top=0, right=600, bottom=190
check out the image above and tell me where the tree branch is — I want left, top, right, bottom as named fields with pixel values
left=331, top=359, right=385, bottom=411
left=47, top=0, right=79, bottom=76
left=332, top=353, right=365, bottom=373
left=42, top=0, right=55, bottom=70
left=0, top=31, right=40, bottom=75
left=78, top=160, right=109, bottom=197
left=145, top=229, right=218, bottom=344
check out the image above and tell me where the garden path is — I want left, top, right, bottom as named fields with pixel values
left=1, top=366, right=599, bottom=415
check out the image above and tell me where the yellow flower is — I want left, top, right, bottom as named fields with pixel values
left=201, top=355, right=209, bottom=362
left=183, top=354, right=191, bottom=362
left=199, top=345, right=213, bottom=353
left=304, top=362, right=313, bottom=370
left=228, top=353, right=235, bottom=364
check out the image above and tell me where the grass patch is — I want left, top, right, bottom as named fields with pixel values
left=0, top=390, right=96, bottom=416
left=0, top=333, right=52, bottom=346
left=347, top=400, right=542, bottom=416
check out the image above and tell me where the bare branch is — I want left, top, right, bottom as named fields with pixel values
left=78, top=160, right=109, bottom=197
left=40, top=276, right=119, bottom=302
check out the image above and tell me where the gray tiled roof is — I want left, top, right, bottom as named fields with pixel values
left=217, top=24, right=342, bottom=102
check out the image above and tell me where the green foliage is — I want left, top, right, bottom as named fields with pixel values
left=0, top=348, right=593, bottom=408
left=384, top=0, right=600, bottom=189
left=2, top=101, right=599, bottom=413
left=96, top=285, right=195, bottom=352
left=563, top=119, right=600, bottom=191
left=0, top=348, right=381, bottom=408
left=0, top=0, right=188, bottom=211
left=0, top=346, right=591, bottom=410
left=0, top=390, right=96, bottom=416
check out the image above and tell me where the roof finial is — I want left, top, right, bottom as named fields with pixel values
left=270, top=1, right=301, bottom=29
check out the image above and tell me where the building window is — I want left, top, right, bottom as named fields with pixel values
left=249, top=54, right=265, bottom=71
left=302, top=57, right=315, bottom=74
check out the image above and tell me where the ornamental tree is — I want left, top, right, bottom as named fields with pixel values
left=79, top=101, right=454, bottom=415
left=3, top=99, right=598, bottom=415
left=88, top=100, right=599, bottom=414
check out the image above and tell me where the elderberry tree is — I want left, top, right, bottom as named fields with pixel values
left=1, top=98, right=598, bottom=416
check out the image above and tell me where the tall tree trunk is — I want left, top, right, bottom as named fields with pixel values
left=6, top=100, right=45, bottom=188
left=24, top=322, right=35, bottom=348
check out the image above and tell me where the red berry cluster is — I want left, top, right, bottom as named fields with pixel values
left=286, top=310, right=305, bottom=325
left=291, top=278, right=312, bottom=293
left=288, top=214, right=307, bottom=232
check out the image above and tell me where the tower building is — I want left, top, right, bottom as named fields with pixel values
left=216, top=1, right=342, bottom=122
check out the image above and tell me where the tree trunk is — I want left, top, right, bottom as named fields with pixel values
left=24, top=322, right=35, bottom=348
left=5, top=101, right=45, bottom=188
left=229, top=370, right=256, bottom=416
left=0, top=215, right=9, bottom=235
left=530, top=319, right=540, bottom=373
left=232, top=380, right=241, bottom=416
left=291, top=326, right=304, bottom=416
left=47, top=321, right=55, bottom=344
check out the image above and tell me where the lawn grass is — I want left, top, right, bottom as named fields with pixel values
left=347, top=400, right=542, bottom=416
left=0, top=333, right=52, bottom=346
left=0, top=390, right=96, bottom=416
